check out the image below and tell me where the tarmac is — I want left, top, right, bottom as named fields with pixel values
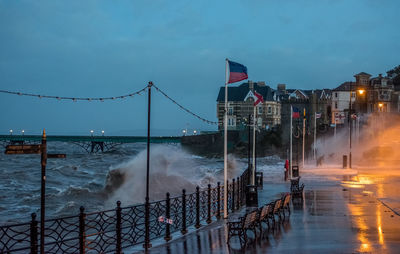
left=134, top=166, right=400, bottom=254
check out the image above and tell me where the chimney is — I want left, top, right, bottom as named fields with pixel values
left=277, top=84, right=286, bottom=93
left=248, top=80, right=254, bottom=90
left=379, top=73, right=382, bottom=78
left=257, top=81, right=266, bottom=87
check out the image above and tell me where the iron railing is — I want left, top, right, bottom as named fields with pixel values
left=0, top=168, right=251, bottom=253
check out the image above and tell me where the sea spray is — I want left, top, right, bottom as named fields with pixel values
left=104, top=145, right=242, bottom=207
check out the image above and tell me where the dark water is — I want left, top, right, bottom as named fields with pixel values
left=0, top=142, right=285, bottom=224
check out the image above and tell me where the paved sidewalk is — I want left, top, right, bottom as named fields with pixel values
left=135, top=168, right=400, bottom=253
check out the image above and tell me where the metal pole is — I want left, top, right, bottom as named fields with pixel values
left=224, top=59, right=228, bottom=218
left=349, top=88, right=352, bottom=168
left=252, top=106, right=256, bottom=185
left=40, top=129, right=47, bottom=254
left=302, top=109, right=305, bottom=168
left=248, top=114, right=251, bottom=169
left=290, top=106, right=293, bottom=179
left=313, top=112, right=316, bottom=160
left=144, top=81, right=152, bottom=250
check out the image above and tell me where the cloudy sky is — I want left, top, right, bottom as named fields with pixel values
left=0, top=0, right=399, bottom=135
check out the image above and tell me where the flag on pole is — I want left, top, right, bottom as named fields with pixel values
left=227, top=60, right=248, bottom=84
left=292, top=107, right=300, bottom=118
left=315, top=112, right=322, bottom=119
left=253, top=91, right=264, bottom=106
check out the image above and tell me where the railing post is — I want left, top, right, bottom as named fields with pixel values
left=30, top=213, right=38, bottom=254
left=207, top=184, right=212, bottom=224
left=236, top=177, right=240, bottom=209
left=165, top=192, right=171, bottom=242
left=79, top=206, right=86, bottom=254
left=226, top=179, right=229, bottom=212
left=216, top=182, right=221, bottom=219
left=181, top=189, right=187, bottom=235
left=195, top=186, right=201, bottom=229
left=116, top=201, right=122, bottom=254
left=232, top=178, right=235, bottom=211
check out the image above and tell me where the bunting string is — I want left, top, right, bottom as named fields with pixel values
left=0, top=86, right=148, bottom=102
left=152, top=84, right=218, bottom=125
left=0, top=83, right=218, bottom=125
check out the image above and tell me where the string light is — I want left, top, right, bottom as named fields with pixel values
left=152, top=84, right=218, bottom=125
left=0, top=86, right=148, bottom=102
left=0, top=84, right=219, bottom=125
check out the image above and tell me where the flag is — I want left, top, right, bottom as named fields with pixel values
left=227, top=60, right=248, bottom=84
left=315, top=112, right=322, bottom=119
left=292, top=107, right=300, bottom=118
left=253, top=91, right=264, bottom=106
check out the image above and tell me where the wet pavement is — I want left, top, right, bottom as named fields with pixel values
left=133, top=167, right=400, bottom=253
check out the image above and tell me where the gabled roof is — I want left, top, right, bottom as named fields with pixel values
left=333, top=82, right=356, bottom=91
left=216, top=82, right=275, bottom=102
left=354, top=72, right=372, bottom=77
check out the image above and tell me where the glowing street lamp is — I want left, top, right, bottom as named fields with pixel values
left=193, top=130, right=197, bottom=135
left=90, top=130, right=94, bottom=137
left=101, top=130, right=105, bottom=136
left=9, top=129, right=13, bottom=136
left=358, top=89, right=365, bottom=95
left=21, top=130, right=25, bottom=136
left=182, top=129, right=186, bottom=136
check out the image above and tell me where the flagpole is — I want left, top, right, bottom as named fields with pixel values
left=302, top=109, right=305, bottom=168
left=252, top=105, right=256, bottom=185
left=314, top=112, right=316, bottom=160
left=290, top=106, right=293, bottom=179
left=223, top=59, right=228, bottom=219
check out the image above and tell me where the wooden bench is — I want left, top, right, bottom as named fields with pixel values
left=280, top=193, right=291, bottom=219
left=227, top=210, right=258, bottom=246
left=257, top=203, right=273, bottom=236
left=268, top=199, right=282, bottom=229
left=290, top=177, right=304, bottom=198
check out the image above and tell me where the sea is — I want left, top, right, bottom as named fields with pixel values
left=0, top=142, right=285, bottom=224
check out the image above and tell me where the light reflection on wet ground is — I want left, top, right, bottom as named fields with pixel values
left=133, top=167, right=400, bottom=254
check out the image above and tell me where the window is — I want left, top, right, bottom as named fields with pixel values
left=258, top=106, right=263, bottom=114
left=228, top=107, right=233, bottom=115
left=335, top=92, right=338, bottom=98
left=335, top=102, right=338, bottom=109
left=268, top=106, right=272, bottom=114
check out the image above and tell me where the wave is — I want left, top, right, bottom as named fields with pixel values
left=104, top=145, right=242, bottom=208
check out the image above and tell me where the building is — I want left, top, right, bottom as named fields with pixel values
left=216, top=81, right=281, bottom=130
left=331, top=81, right=357, bottom=124
left=332, top=72, right=399, bottom=124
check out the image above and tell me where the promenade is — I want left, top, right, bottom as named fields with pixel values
left=135, top=166, right=400, bottom=254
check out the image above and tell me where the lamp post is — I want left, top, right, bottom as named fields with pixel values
left=101, top=130, right=105, bottom=136
left=22, top=130, right=25, bottom=136
left=349, top=86, right=353, bottom=169
left=182, top=129, right=186, bottom=136
left=9, top=129, right=13, bottom=136
left=90, top=130, right=94, bottom=137
left=193, top=130, right=197, bottom=135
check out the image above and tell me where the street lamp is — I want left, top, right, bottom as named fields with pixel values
left=182, top=129, right=186, bottom=136
left=358, top=89, right=365, bottom=95
left=193, top=130, right=197, bottom=135
left=101, top=130, right=105, bottom=136
left=90, top=130, right=94, bottom=137
left=378, top=102, right=383, bottom=112
left=22, top=130, right=25, bottom=136
left=9, top=129, right=13, bottom=136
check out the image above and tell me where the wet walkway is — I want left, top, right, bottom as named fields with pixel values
left=134, top=167, right=400, bottom=253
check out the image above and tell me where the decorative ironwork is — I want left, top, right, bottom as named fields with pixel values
left=0, top=168, right=250, bottom=253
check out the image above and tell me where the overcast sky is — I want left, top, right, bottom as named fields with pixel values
left=1, top=0, right=399, bottom=135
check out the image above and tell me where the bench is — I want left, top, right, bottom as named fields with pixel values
left=257, top=203, right=273, bottom=236
left=280, top=193, right=291, bottom=219
left=290, top=177, right=304, bottom=198
left=227, top=210, right=258, bottom=246
left=268, top=199, right=282, bottom=229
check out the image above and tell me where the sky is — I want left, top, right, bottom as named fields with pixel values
left=0, top=0, right=399, bottom=135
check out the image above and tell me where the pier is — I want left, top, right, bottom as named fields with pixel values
left=0, top=135, right=181, bottom=153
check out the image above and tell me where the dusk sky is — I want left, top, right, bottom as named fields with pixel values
left=1, top=0, right=399, bottom=135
